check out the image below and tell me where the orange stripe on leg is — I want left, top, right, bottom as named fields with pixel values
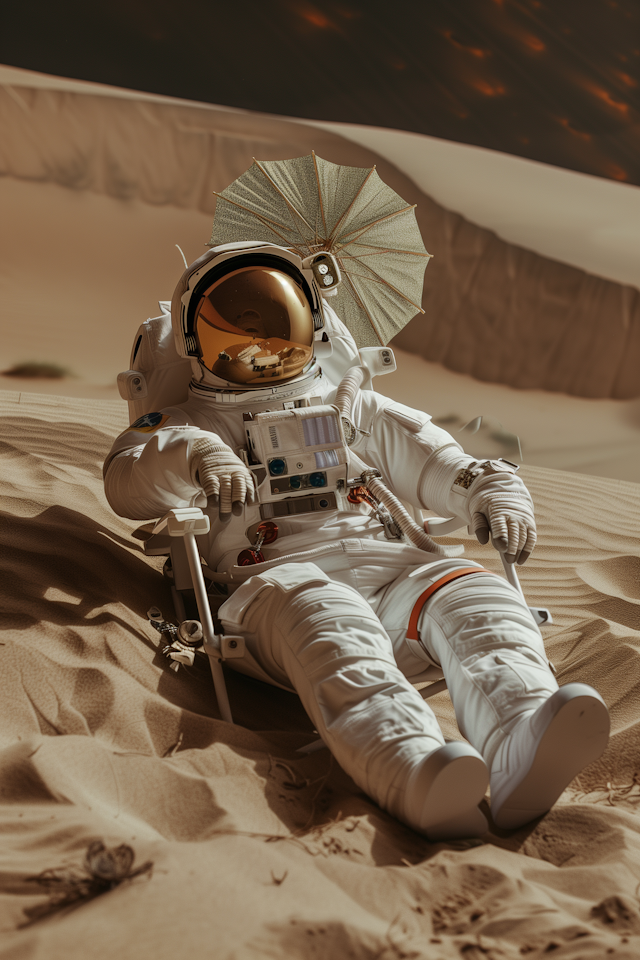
left=407, top=568, right=497, bottom=641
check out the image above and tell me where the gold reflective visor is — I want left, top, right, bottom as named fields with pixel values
left=194, top=266, right=315, bottom=385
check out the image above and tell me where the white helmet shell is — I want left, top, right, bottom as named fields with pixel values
left=171, top=242, right=326, bottom=391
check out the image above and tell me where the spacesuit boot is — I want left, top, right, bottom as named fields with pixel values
left=489, top=683, right=609, bottom=829
left=395, top=741, right=488, bottom=840
left=417, top=569, right=610, bottom=829
left=219, top=561, right=489, bottom=840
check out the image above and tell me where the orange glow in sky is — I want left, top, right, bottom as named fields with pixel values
left=523, top=34, right=545, bottom=52
left=604, top=162, right=628, bottom=181
left=589, top=85, right=629, bottom=114
left=443, top=30, right=490, bottom=58
left=302, top=9, right=331, bottom=28
left=473, top=79, right=506, bottom=96
left=614, top=71, right=638, bottom=88
left=558, top=118, right=591, bottom=141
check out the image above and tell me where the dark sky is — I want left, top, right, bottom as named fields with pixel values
left=2, top=0, right=640, bottom=185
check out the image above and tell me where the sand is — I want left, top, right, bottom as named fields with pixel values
left=1, top=85, right=639, bottom=484
left=3, top=63, right=640, bottom=291
left=2, top=65, right=640, bottom=399
left=0, top=389, right=639, bottom=958
left=2, top=63, right=640, bottom=959
left=309, top=118, right=640, bottom=291
left=374, top=351, right=640, bottom=484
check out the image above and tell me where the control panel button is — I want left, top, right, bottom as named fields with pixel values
left=268, top=458, right=287, bottom=476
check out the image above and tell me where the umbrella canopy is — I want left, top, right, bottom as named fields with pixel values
left=208, top=153, right=431, bottom=347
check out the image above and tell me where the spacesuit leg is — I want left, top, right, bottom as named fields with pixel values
left=412, top=570, right=557, bottom=763
left=218, top=562, right=488, bottom=839
left=414, top=569, right=609, bottom=828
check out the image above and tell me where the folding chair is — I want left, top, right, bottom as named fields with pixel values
left=136, top=508, right=552, bottom=731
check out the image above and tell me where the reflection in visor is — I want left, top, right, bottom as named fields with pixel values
left=194, top=266, right=315, bottom=385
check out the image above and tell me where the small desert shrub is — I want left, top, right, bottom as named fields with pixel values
left=2, top=362, right=70, bottom=379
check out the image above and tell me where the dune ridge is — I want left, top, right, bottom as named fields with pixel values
left=2, top=77, right=640, bottom=398
left=1, top=391, right=640, bottom=957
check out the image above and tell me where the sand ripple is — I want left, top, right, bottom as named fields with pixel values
left=1, top=393, right=640, bottom=958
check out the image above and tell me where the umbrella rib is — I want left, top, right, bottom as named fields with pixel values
left=212, top=192, right=291, bottom=231
left=312, top=151, right=328, bottom=238
left=339, top=247, right=432, bottom=259
left=211, top=157, right=430, bottom=347
left=327, top=166, right=377, bottom=244
left=252, top=158, right=317, bottom=240
left=338, top=262, right=365, bottom=311
left=212, top=195, right=307, bottom=255
left=343, top=272, right=386, bottom=346
left=341, top=270, right=426, bottom=313
left=336, top=205, right=418, bottom=246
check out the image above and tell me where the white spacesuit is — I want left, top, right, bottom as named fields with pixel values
left=104, top=242, right=609, bottom=839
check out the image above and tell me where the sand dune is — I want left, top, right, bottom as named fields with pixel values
left=1, top=390, right=639, bottom=958
left=2, top=63, right=640, bottom=959
left=374, top=350, right=640, bottom=483
left=309, top=118, right=640, bottom=291
left=2, top=116, right=639, bottom=484
left=2, top=65, right=640, bottom=399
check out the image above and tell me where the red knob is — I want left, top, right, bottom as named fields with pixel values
left=347, top=485, right=367, bottom=505
left=237, top=549, right=265, bottom=566
left=256, top=521, right=278, bottom=545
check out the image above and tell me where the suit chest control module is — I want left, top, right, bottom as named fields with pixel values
left=243, top=405, right=349, bottom=520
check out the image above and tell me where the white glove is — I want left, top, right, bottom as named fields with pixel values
left=462, top=462, right=536, bottom=565
left=189, top=438, right=255, bottom=522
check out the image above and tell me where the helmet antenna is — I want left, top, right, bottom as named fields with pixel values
left=175, top=244, right=189, bottom=269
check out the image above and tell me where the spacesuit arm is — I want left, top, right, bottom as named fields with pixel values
left=103, top=418, right=224, bottom=520
left=350, top=392, right=536, bottom=563
left=349, top=394, right=470, bottom=512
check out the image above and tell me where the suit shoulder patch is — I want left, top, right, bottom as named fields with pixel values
left=127, top=412, right=170, bottom=433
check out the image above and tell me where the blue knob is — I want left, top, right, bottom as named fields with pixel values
left=309, top=472, right=326, bottom=487
left=269, top=458, right=286, bottom=476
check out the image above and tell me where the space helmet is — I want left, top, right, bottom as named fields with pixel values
left=171, top=241, right=341, bottom=391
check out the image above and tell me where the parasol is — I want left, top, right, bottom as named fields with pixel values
left=208, top=153, right=431, bottom=348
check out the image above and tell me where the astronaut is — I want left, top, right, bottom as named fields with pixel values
left=104, top=241, right=609, bottom=840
